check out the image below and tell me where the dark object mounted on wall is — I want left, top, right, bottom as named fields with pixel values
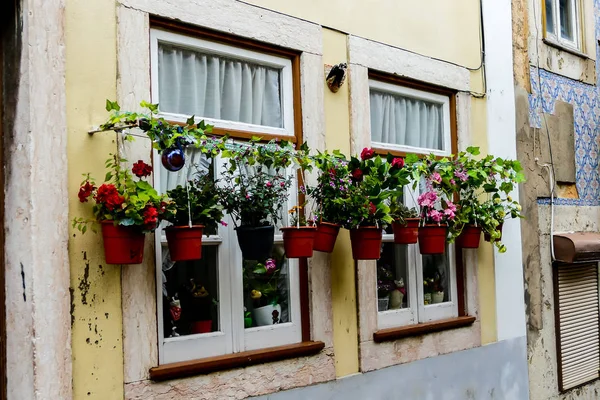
left=326, top=63, right=348, bottom=93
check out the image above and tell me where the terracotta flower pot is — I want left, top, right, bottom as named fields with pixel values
left=392, top=218, right=421, bottom=244
left=350, top=226, right=383, bottom=260
left=418, top=225, right=448, bottom=255
left=313, top=222, right=341, bottom=253
left=484, top=223, right=504, bottom=242
left=101, top=221, right=145, bottom=264
left=235, top=225, right=274, bottom=261
left=281, top=226, right=318, bottom=258
left=456, top=225, right=482, bottom=249
left=165, top=225, right=204, bottom=261
left=190, top=320, right=212, bottom=334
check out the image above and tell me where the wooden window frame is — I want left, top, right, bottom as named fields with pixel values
left=149, top=19, right=315, bottom=373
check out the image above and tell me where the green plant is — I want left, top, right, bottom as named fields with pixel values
left=73, top=155, right=174, bottom=233
left=389, top=201, right=420, bottom=224
left=244, top=258, right=282, bottom=307
left=163, top=172, right=225, bottom=233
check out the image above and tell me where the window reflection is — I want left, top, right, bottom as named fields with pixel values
left=422, top=248, right=451, bottom=305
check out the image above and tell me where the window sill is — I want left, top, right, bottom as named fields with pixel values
left=373, top=316, right=476, bottom=343
left=149, top=341, right=325, bottom=382
left=542, top=38, right=592, bottom=60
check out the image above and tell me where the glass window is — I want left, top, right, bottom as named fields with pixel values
left=369, top=79, right=452, bottom=156
left=544, top=0, right=581, bottom=50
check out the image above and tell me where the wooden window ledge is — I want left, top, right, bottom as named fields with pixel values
left=373, top=316, right=476, bottom=343
left=149, top=341, right=325, bottom=382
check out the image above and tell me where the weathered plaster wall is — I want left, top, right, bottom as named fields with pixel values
left=2, top=0, right=72, bottom=398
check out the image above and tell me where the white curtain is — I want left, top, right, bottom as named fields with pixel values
left=158, top=43, right=283, bottom=128
left=370, top=90, right=444, bottom=151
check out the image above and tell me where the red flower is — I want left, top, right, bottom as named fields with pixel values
left=132, top=160, right=153, bottom=178
left=78, top=181, right=95, bottom=203
left=351, top=168, right=363, bottom=181
left=391, top=157, right=405, bottom=169
left=360, top=148, right=375, bottom=160
left=95, top=184, right=125, bottom=211
left=368, top=202, right=377, bottom=215
left=143, top=206, right=159, bottom=229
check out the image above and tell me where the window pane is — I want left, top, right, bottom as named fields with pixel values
left=161, top=245, right=220, bottom=337
left=545, top=0, right=555, bottom=35
left=422, top=249, right=451, bottom=305
left=243, top=245, right=291, bottom=328
left=377, top=242, right=410, bottom=312
left=370, top=89, right=444, bottom=151
left=559, top=0, right=576, bottom=42
left=158, top=42, right=283, bottom=128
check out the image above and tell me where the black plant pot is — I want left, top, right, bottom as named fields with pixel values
left=235, top=225, right=275, bottom=261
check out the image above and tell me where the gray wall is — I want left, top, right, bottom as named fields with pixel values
left=254, top=337, right=528, bottom=400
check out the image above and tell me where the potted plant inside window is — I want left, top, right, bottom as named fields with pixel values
left=307, top=151, right=352, bottom=253
left=99, top=100, right=216, bottom=172
left=244, top=258, right=283, bottom=326
left=410, top=154, right=457, bottom=255
left=163, top=172, right=225, bottom=261
left=74, top=155, right=173, bottom=264
left=377, top=264, right=395, bottom=311
left=184, top=278, right=218, bottom=334
left=341, top=148, right=397, bottom=260
left=218, top=138, right=298, bottom=261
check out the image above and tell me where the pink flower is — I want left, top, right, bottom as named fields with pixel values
left=445, top=201, right=457, bottom=213
left=454, top=170, right=468, bottom=182
left=245, top=192, right=252, bottom=199
left=429, top=172, right=442, bottom=184
left=443, top=208, right=455, bottom=219
left=265, top=258, right=277, bottom=274
left=266, top=181, right=273, bottom=188
left=450, top=179, right=456, bottom=185
left=417, top=191, right=438, bottom=208
left=220, top=221, right=228, bottom=227
left=428, top=209, right=443, bottom=222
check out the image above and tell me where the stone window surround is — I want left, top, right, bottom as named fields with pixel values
left=347, top=35, right=481, bottom=373
left=115, top=1, right=336, bottom=398
left=529, top=0, right=596, bottom=85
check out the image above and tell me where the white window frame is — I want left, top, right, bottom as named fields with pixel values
left=368, top=79, right=452, bottom=157
left=376, top=185, right=458, bottom=330
left=544, top=0, right=582, bottom=51
left=154, top=154, right=302, bottom=364
left=150, top=29, right=295, bottom=138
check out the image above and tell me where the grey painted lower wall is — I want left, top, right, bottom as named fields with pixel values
left=254, top=336, right=529, bottom=400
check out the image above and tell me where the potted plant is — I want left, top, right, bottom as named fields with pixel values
left=74, top=156, right=173, bottom=264
left=163, top=172, right=225, bottom=261
left=281, top=206, right=318, bottom=258
left=390, top=201, right=420, bottom=244
left=431, top=273, right=445, bottom=304
left=423, top=277, right=434, bottom=305
left=307, top=151, right=352, bottom=253
left=341, top=148, right=398, bottom=260
left=184, top=279, right=217, bottom=334
left=218, top=138, right=299, bottom=261
left=245, top=258, right=283, bottom=326
left=377, top=264, right=395, bottom=311
left=99, top=100, right=219, bottom=171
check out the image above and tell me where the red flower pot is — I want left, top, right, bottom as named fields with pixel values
left=313, top=222, right=341, bottom=253
left=350, top=227, right=383, bottom=260
left=165, top=225, right=204, bottom=261
left=101, top=221, right=145, bottom=264
left=190, top=320, right=212, bottom=334
left=392, top=218, right=421, bottom=244
left=281, top=226, right=317, bottom=258
left=418, top=225, right=448, bottom=255
left=484, top=223, right=503, bottom=242
left=457, top=225, right=482, bottom=249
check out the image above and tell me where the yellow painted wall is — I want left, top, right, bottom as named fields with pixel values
left=66, top=0, right=124, bottom=398
left=322, top=29, right=360, bottom=377
left=246, top=0, right=482, bottom=68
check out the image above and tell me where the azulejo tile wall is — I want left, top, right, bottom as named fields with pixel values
left=529, top=0, right=600, bottom=206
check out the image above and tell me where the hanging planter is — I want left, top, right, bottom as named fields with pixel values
left=101, top=221, right=146, bottom=264
left=235, top=225, right=275, bottom=261
left=281, top=226, right=317, bottom=258
left=350, top=226, right=383, bottom=260
left=392, top=218, right=421, bottom=244
left=313, top=222, right=341, bottom=253
left=457, top=224, right=482, bottom=249
left=418, top=225, right=448, bottom=255
left=484, top=222, right=504, bottom=242
left=165, top=225, right=204, bottom=261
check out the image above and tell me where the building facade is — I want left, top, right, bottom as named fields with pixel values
left=513, top=0, right=600, bottom=398
left=1, top=0, right=529, bottom=398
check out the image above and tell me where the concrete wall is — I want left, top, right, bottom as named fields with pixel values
left=253, top=337, right=529, bottom=400
left=513, top=0, right=600, bottom=398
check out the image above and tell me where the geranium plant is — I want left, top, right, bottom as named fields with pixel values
left=73, top=155, right=173, bottom=233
